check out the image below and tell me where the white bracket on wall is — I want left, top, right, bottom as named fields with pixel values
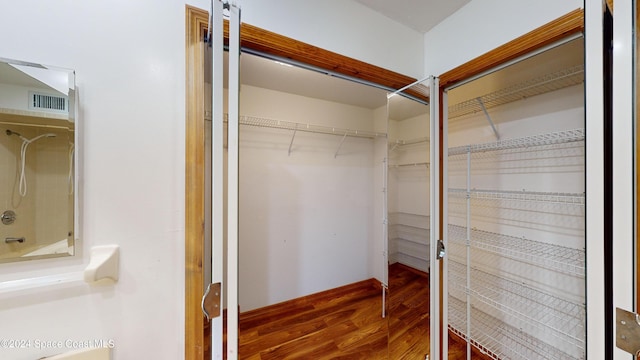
left=334, top=132, right=348, bottom=158
left=476, top=97, right=500, bottom=140
left=84, top=245, right=120, bottom=283
left=288, top=126, right=297, bottom=156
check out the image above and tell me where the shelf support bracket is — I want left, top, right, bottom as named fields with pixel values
left=334, top=132, right=348, bottom=158
left=288, top=126, right=297, bottom=156
left=476, top=97, right=500, bottom=140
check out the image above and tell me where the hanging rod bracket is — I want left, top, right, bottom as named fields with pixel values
left=476, top=97, right=500, bottom=140
left=288, top=126, right=297, bottom=156
left=334, top=132, right=348, bottom=158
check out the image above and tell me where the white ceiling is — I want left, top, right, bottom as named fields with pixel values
left=355, top=0, right=471, bottom=33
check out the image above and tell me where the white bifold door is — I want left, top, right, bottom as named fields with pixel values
left=439, top=2, right=613, bottom=356
left=442, top=36, right=587, bottom=359
left=208, top=0, right=241, bottom=359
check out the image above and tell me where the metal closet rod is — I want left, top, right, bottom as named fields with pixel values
left=222, top=113, right=387, bottom=139
left=233, top=48, right=429, bottom=105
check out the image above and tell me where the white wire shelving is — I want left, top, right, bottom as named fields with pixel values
left=448, top=64, right=584, bottom=120
left=448, top=188, right=585, bottom=206
left=388, top=213, right=430, bottom=269
left=214, top=113, right=388, bottom=139
left=389, top=225, right=430, bottom=246
left=388, top=162, right=430, bottom=169
left=449, top=128, right=584, bottom=156
left=388, top=212, right=429, bottom=226
left=446, top=74, right=586, bottom=359
left=448, top=260, right=585, bottom=355
left=389, top=136, right=429, bottom=151
left=239, top=115, right=386, bottom=138
left=448, top=224, right=584, bottom=277
left=448, top=296, right=582, bottom=360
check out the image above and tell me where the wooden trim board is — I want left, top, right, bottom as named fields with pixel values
left=185, top=6, right=209, bottom=360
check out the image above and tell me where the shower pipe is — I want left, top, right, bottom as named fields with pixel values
left=6, top=129, right=56, bottom=197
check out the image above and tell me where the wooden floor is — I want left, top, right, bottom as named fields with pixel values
left=233, top=263, right=492, bottom=359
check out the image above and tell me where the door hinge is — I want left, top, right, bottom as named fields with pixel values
left=202, top=282, right=222, bottom=320
left=436, top=239, right=445, bottom=260
left=616, top=307, right=640, bottom=355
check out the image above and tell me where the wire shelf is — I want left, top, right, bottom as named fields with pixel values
left=448, top=188, right=585, bottom=206
left=448, top=296, right=582, bottom=360
left=448, top=128, right=585, bottom=156
left=449, top=261, right=585, bottom=351
left=389, top=137, right=429, bottom=151
left=448, top=190, right=585, bottom=238
left=448, top=225, right=584, bottom=277
left=448, top=64, right=584, bottom=119
left=388, top=162, right=430, bottom=169
left=389, top=225, right=430, bottom=246
left=388, top=212, right=430, bottom=229
left=223, top=114, right=387, bottom=139
left=448, top=141, right=584, bottom=176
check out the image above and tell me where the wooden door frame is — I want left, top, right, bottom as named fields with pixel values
left=186, top=5, right=586, bottom=359
left=436, top=8, right=584, bottom=359
left=184, top=5, right=422, bottom=358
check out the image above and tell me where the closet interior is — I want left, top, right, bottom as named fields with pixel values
left=228, top=51, right=392, bottom=358
left=445, top=37, right=586, bottom=359
left=212, top=35, right=586, bottom=360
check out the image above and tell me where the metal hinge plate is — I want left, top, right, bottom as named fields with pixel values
left=202, top=282, right=222, bottom=320
left=616, top=307, right=640, bottom=355
left=436, top=239, right=446, bottom=260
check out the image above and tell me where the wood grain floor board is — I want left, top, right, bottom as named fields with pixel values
left=233, top=263, right=493, bottom=359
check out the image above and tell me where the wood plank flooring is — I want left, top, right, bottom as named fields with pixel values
left=231, top=263, right=492, bottom=359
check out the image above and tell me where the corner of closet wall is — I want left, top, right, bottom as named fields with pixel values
left=237, top=83, right=385, bottom=312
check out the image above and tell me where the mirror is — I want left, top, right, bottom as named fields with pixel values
left=0, top=58, right=76, bottom=262
left=386, top=83, right=431, bottom=358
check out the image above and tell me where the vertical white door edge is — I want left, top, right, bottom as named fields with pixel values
left=612, top=0, right=636, bottom=358
left=585, top=0, right=608, bottom=359
left=211, top=0, right=224, bottom=359
left=429, top=76, right=442, bottom=360
left=227, top=1, right=241, bottom=359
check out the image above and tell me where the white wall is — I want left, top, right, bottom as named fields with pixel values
left=0, top=1, right=189, bottom=359
left=238, top=85, right=381, bottom=311
left=424, top=0, right=583, bottom=77
left=0, top=0, right=405, bottom=355
left=240, top=0, right=425, bottom=79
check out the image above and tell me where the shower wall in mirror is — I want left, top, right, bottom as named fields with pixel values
left=0, top=58, right=75, bottom=262
left=386, top=83, right=431, bottom=358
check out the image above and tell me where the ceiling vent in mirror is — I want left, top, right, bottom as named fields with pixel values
left=28, top=91, right=68, bottom=113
